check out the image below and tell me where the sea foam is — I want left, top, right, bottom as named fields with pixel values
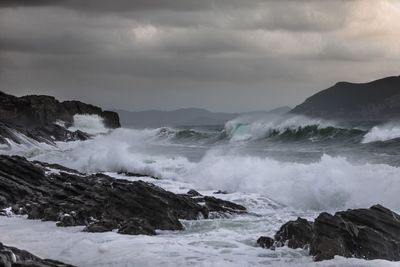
left=362, top=122, right=400, bottom=143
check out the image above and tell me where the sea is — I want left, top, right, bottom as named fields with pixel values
left=1, top=113, right=400, bottom=267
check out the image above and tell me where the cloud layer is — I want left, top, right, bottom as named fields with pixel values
left=1, top=0, right=399, bottom=112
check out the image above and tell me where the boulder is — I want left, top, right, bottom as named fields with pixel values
left=274, top=217, right=313, bottom=249
left=257, top=236, right=275, bottom=249
left=0, top=242, right=76, bottom=267
left=310, top=205, right=400, bottom=261
left=258, top=205, right=400, bottom=262
left=118, top=218, right=156, bottom=235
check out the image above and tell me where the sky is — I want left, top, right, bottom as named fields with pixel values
left=0, top=0, right=399, bottom=112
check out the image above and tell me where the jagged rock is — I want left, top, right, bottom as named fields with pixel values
left=117, top=171, right=160, bottom=180
left=274, top=217, right=313, bottom=249
left=118, top=218, right=156, bottom=235
left=203, top=196, right=246, bottom=214
left=0, top=242, right=76, bottom=267
left=213, top=190, right=228, bottom=194
left=0, top=91, right=120, bottom=144
left=258, top=205, right=400, bottom=262
left=56, top=214, right=76, bottom=227
left=311, top=204, right=400, bottom=261
left=83, top=220, right=117, bottom=233
left=0, top=155, right=217, bottom=235
left=184, top=194, right=246, bottom=216
left=257, top=236, right=275, bottom=249
left=0, top=91, right=120, bottom=129
left=187, top=189, right=202, bottom=197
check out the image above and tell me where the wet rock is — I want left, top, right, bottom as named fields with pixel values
left=213, top=190, right=228, bottom=194
left=0, top=91, right=120, bottom=145
left=0, top=242, right=76, bottom=267
left=118, top=218, right=156, bottom=236
left=274, top=217, right=313, bottom=249
left=259, top=204, right=400, bottom=262
left=0, top=155, right=210, bottom=235
left=56, top=214, right=76, bottom=227
left=257, top=236, right=275, bottom=249
left=117, top=171, right=160, bottom=180
left=83, top=220, right=117, bottom=233
left=203, top=196, right=246, bottom=214
left=187, top=189, right=202, bottom=197
left=311, top=204, right=400, bottom=261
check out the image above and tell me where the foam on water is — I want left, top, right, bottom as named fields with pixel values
left=68, top=114, right=109, bottom=134
left=10, top=127, right=400, bottom=212
left=2, top=120, right=400, bottom=266
left=225, top=114, right=337, bottom=142
left=362, top=122, right=400, bottom=143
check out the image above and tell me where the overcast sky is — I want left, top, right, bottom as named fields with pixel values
left=0, top=0, right=399, bottom=112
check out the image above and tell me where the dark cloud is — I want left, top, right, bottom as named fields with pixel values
left=0, top=1, right=399, bottom=112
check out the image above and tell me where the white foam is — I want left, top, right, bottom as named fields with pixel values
left=225, top=114, right=335, bottom=142
left=181, top=150, right=400, bottom=212
left=68, top=114, right=109, bottom=135
left=0, top=206, right=396, bottom=267
left=32, top=128, right=194, bottom=178
left=362, top=122, right=400, bottom=143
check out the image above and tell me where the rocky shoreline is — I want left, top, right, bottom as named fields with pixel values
left=1, top=91, right=400, bottom=266
left=0, top=242, right=76, bottom=267
left=258, top=204, right=400, bottom=262
left=0, top=155, right=246, bottom=235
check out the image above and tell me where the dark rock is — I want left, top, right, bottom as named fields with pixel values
left=187, top=189, right=202, bottom=197
left=117, top=171, right=160, bottom=180
left=186, top=194, right=246, bottom=218
left=0, top=155, right=209, bottom=235
left=203, top=196, right=246, bottom=214
left=0, top=91, right=120, bottom=144
left=0, top=242, right=76, bottom=266
left=213, top=190, right=228, bottom=194
left=56, top=214, right=76, bottom=227
left=118, top=218, right=156, bottom=235
left=274, top=217, right=313, bottom=249
left=83, top=220, right=118, bottom=233
left=310, top=204, right=400, bottom=261
left=260, top=204, right=400, bottom=262
left=257, top=236, right=275, bottom=249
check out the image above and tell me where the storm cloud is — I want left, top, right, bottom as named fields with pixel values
left=1, top=0, right=399, bottom=112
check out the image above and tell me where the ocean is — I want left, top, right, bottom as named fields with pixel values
left=1, top=113, right=400, bottom=266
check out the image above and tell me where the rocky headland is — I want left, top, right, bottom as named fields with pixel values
left=0, top=91, right=120, bottom=145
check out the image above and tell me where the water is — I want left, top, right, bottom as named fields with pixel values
left=2, top=113, right=400, bottom=266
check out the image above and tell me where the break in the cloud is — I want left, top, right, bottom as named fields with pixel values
left=0, top=0, right=399, bottom=112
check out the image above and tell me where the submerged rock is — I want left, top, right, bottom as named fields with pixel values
left=258, top=204, right=400, bottom=262
left=257, top=236, right=275, bottom=249
left=0, top=242, right=76, bottom=267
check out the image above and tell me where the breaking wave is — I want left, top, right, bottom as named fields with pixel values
left=362, top=122, right=400, bottom=143
left=10, top=127, right=399, bottom=212
left=182, top=151, right=400, bottom=212
left=68, top=114, right=109, bottom=135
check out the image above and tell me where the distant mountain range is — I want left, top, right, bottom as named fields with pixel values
left=113, top=106, right=291, bottom=128
left=291, top=76, right=400, bottom=120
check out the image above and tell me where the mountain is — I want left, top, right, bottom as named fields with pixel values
left=0, top=91, right=120, bottom=145
left=113, top=106, right=291, bottom=128
left=291, top=76, right=400, bottom=120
